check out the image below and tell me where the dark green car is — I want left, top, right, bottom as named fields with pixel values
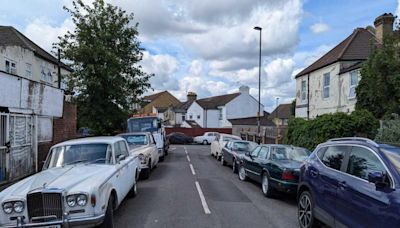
left=238, top=145, right=311, bottom=197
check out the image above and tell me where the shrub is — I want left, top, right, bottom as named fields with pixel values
left=284, top=110, right=379, bottom=151
left=375, top=114, right=400, bottom=144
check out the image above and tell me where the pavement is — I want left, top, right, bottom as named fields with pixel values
left=114, top=145, right=298, bottom=228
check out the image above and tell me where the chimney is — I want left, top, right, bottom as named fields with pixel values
left=187, top=92, right=197, bottom=102
left=239, top=85, right=250, bottom=94
left=374, top=13, right=395, bottom=43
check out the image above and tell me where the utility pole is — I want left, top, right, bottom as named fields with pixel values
left=254, top=26, right=262, bottom=144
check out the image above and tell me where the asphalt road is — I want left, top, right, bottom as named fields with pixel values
left=114, top=145, right=299, bottom=228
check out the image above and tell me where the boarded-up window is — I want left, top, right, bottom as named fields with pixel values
left=38, top=117, right=53, bottom=142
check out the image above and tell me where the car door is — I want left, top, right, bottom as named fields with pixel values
left=222, top=142, right=232, bottom=163
left=312, top=145, right=350, bottom=226
left=253, top=146, right=270, bottom=182
left=244, top=146, right=261, bottom=180
left=114, top=141, right=132, bottom=199
left=149, top=134, right=159, bottom=166
left=337, top=145, right=395, bottom=228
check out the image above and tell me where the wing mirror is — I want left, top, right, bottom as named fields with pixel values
left=245, top=151, right=252, bottom=159
left=117, top=154, right=126, bottom=163
left=368, top=171, right=387, bottom=189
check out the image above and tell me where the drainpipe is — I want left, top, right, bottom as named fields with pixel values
left=307, top=74, right=310, bottom=120
left=57, top=49, right=61, bottom=89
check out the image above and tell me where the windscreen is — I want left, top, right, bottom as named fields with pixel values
left=121, top=135, right=148, bottom=145
left=233, top=142, right=257, bottom=153
left=44, top=143, right=111, bottom=168
left=128, top=117, right=159, bottom=132
left=382, top=146, right=400, bottom=174
left=271, top=147, right=310, bottom=162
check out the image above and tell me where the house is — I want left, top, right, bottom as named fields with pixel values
left=185, top=86, right=264, bottom=128
left=139, top=91, right=181, bottom=117
left=295, top=13, right=394, bottom=119
left=0, top=26, right=74, bottom=183
left=0, top=26, right=72, bottom=88
left=229, top=113, right=277, bottom=144
left=269, top=103, right=293, bottom=126
left=164, top=92, right=197, bottom=127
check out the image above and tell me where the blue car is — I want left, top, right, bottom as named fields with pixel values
left=297, top=137, right=400, bottom=228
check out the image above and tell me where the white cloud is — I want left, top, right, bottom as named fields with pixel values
left=24, top=18, right=74, bottom=53
left=141, top=52, right=180, bottom=91
left=310, top=22, right=329, bottom=34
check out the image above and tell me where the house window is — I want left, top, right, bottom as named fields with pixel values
left=182, top=115, right=186, bottom=121
left=25, top=63, right=32, bottom=78
left=349, top=71, right=358, bottom=99
left=301, top=80, right=307, bottom=102
left=40, top=62, right=53, bottom=83
left=197, top=115, right=200, bottom=119
left=218, top=108, right=223, bottom=120
left=189, top=115, right=193, bottom=119
left=323, top=73, right=330, bottom=99
left=5, top=59, right=17, bottom=74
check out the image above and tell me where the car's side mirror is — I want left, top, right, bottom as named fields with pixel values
left=368, top=171, right=387, bottom=188
left=117, top=154, right=126, bottom=163
left=245, top=151, right=251, bottom=157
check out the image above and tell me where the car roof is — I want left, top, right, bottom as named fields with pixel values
left=52, top=136, right=124, bottom=148
left=118, top=132, right=150, bottom=136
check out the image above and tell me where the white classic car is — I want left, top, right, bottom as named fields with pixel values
left=210, top=133, right=241, bottom=160
left=193, top=132, right=218, bottom=145
left=0, top=137, right=140, bottom=228
left=118, top=132, right=159, bottom=179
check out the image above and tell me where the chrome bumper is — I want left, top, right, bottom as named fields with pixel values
left=2, top=214, right=105, bottom=228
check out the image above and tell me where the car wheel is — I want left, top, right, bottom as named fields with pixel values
left=298, top=191, right=317, bottom=228
left=99, top=195, right=114, bottom=228
left=238, top=165, right=247, bottom=181
left=203, top=140, right=208, bottom=145
left=159, top=155, right=165, bottom=162
left=221, top=155, right=226, bottom=166
left=128, top=183, right=138, bottom=198
left=232, top=159, right=237, bottom=173
left=261, top=173, right=274, bottom=198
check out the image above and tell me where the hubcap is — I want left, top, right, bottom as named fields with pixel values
left=134, top=184, right=137, bottom=194
left=262, top=176, right=269, bottom=194
left=221, top=156, right=224, bottom=165
left=298, top=194, right=312, bottom=228
left=232, top=161, right=236, bottom=172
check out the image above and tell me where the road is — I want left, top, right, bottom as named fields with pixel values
left=114, top=145, right=298, bottom=228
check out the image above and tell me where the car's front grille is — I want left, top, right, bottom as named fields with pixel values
left=27, top=192, right=63, bottom=222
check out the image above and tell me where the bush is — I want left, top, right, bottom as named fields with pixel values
left=284, top=110, right=379, bottom=151
left=375, top=114, right=400, bottom=144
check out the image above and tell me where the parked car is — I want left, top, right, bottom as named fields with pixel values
left=220, top=140, right=257, bottom=173
left=238, top=144, right=310, bottom=197
left=298, top=137, right=400, bottom=228
left=0, top=137, right=140, bottom=228
left=167, top=132, right=193, bottom=144
left=119, top=132, right=160, bottom=179
left=210, top=134, right=241, bottom=160
left=194, top=132, right=218, bottom=145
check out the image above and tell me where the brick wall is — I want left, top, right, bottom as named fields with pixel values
left=165, top=127, right=232, bottom=137
left=38, top=101, right=77, bottom=169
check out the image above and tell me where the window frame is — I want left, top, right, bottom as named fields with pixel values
left=323, top=73, right=330, bottom=99
left=258, top=146, right=270, bottom=160
left=218, top=108, right=223, bottom=120
left=301, top=80, right=307, bottom=102
left=5, top=59, right=17, bottom=75
left=25, top=63, right=32, bottom=78
left=348, top=71, right=358, bottom=99
left=317, top=145, right=351, bottom=171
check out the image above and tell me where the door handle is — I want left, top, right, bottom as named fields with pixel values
left=338, top=181, right=347, bottom=189
left=310, top=169, right=318, bottom=177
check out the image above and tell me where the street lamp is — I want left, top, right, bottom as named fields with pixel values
left=254, top=26, right=262, bottom=144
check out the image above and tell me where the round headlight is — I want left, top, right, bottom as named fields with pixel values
left=67, top=195, right=76, bottom=207
left=3, top=202, right=13, bottom=214
left=77, top=194, right=87, bottom=206
left=138, top=154, right=145, bottom=161
left=13, top=201, right=24, bottom=213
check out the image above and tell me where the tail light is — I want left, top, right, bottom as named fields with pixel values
left=282, top=170, right=295, bottom=181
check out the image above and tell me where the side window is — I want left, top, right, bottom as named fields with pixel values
left=149, top=135, right=155, bottom=144
left=114, top=142, right=122, bottom=159
left=251, top=146, right=261, bottom=157
left=258, top=147, right=269, bottom=159
left=119, top=141, right=129, bottom=156
left=321, top=146, right=348, bottom=171
left=347, top=146, right=385, bottom=181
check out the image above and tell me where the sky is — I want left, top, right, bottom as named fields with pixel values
left=0, top=0, right=399, bottom=112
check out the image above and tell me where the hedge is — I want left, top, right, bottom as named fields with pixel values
left=375, top=114, right=400, bottom=144
left=284, top=110, right=379, bottom=151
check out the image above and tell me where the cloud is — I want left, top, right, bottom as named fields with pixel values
left=310, top=22, right=329, bottom=34
left=141, top=52, right=180, bottom=91
left=24, top=18, right=74, bottom=53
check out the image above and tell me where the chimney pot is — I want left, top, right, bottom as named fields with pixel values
left=374, top=13, right=395, bottom=43
left=187, top=92, right=197, bottom=102
left=239, top=85, right=250, bottom=94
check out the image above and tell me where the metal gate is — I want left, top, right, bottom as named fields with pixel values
left=0, top=113, right=35, bottom=182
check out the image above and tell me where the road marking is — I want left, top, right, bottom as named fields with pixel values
left=186, top=155, right=191, bottom=162
left=184, top=146, right=188, bottom=154
left=195, top=181, right=211, bottom=214
left=190, top=164, right=196, bottom=175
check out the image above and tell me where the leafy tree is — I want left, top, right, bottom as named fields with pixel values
left=356, top=32, right=400, bottom=118
left=375, top=114, right=400, bottom=144
left=57, top=0, right=151, bottom=135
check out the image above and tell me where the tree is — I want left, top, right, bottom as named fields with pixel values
left=356, top=32, right=400, bottom=118
left=57, top=0, right=151, bottom=135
